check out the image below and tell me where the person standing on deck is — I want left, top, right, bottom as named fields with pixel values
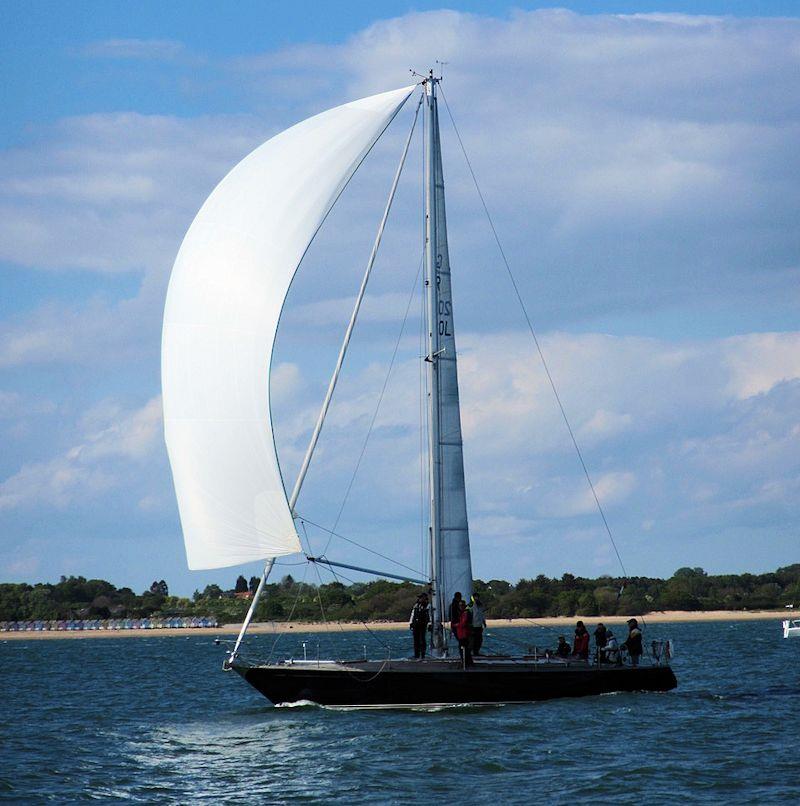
left=409, top=593, right=430, bottom=660
left=454, top=599, right=473, bottom=667
left=572, top=620, right=590, bottom=660
left=470, top=595, right=486, bottom=655
left=449, top=592, right=462, bottom=640
left=622, top=618, right=643, bottom=667
left=594, top=623, right=608, bottom=661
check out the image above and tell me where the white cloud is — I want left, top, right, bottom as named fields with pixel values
left=291, top=292, right=416, bottom=328
left=579, top=409, right=633, bottom=443
left=0, top=112, right=266, bottom=274
left=556, top=471, right=638, bottom=518
left=0, top=397, right=162, bottom=511
left=723, top=332, right=800, bottom=399
left=0, top=284, right=163, bottom=368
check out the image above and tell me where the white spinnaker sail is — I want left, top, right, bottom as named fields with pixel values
left=162, top=86, right=415, bottom=570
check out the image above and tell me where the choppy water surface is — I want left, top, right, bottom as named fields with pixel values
left=2, top=621, right=798, bottom=803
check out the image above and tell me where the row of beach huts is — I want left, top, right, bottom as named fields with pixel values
left=0, top=616, right=219, bottom=632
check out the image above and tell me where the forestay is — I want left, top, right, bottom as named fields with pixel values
left=162, top=85, right=415, bottom=570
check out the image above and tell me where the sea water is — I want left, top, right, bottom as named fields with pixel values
left=1, top=620, right=798, bottom=803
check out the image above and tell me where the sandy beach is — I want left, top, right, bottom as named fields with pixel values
left=1, top=609, right=792, bottom=640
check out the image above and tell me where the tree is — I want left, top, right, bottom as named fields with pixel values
left=235, top=575, right=248, bottom=593
left=594, top=586, right=619, bottom=614
left=617, top=585, right=648, bottom=616
left=202, top=584, right=224, bottom=599
left=248, top=576, right=259, bottom=594
left=554, top=590, right=580, bottom=616
left=576, top=592, right=598, bottom=616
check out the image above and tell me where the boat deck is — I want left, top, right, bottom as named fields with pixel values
left=263, top=655, right=632, bottom=673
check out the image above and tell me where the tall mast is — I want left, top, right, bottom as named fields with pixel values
left=424, top=71, right=474, bottom=656
left=424, top=72, right=445, bottom=653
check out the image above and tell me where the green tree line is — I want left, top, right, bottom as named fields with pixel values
left=2, top=565, right=798, bottom=624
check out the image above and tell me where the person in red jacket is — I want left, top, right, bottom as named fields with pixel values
left=572, top=620, right=590, bottom=660
left=454, top=599, right=474, bottom=667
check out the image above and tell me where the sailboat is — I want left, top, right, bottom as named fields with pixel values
left=162, top=73, right=677, bottom=706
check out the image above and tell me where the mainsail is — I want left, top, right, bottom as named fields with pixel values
left=162, top=86, right=415, bottom=570
left=425, top=80, right=474, bottom=642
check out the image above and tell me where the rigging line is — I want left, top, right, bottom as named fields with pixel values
left=287, top=93, right=424, bottom=516
left=266, top=521, right=327, bottom=663
left=517, top=616, right=563, bottom=635
left=307, top=538, right=333, bottom=629
left=266, top=560, right=310, bottom=664
left=298, top=514, right=425, bottom=578
left=315, top=561, right=393, bottom=652
left=323, top=250, right=426, bottom=553
left=438, top=86, right=630, bottom=582
left=302, top=528, right=365, bottom=655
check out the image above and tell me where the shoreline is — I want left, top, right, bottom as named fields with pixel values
left=0, top=609, right=792, bottom=640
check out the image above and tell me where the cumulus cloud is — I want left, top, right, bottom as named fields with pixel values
left=292, top=292, right=417, bottom=328
left=0, top=397, right=162, bottom=511
left=0, top=113, right=266, bottom=274
left=723, top=333, right=800, bottom=399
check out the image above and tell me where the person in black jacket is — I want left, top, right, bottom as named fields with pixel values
left=594, top=622, right=608, bottom=651
left=622, top=618, right=643, bottom=667
left=409, top=593, right=430, bottom=659
left=593, top=622, right=607, bottom=662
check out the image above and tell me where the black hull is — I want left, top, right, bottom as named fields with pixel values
left=232, top=658, right=677, bottom=707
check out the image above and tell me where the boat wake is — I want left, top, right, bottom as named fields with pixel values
left=319, top=701, right=509, bottom=713
left=274, top=699, right=321, bottom=709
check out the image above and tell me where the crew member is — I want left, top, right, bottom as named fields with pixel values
left=601, top=629, right=620, bottom=664
left=470, top=595, right=486, bottom=655
left=594, top=622, right=608, bottom=656
left=555, top=635, right=571, bottom=658
left=572, top=620, right=590, bottom=660
left=449, top=592, right=462, bottom=639
left=454, top=599, right=473, bottom=667
left=622, top=618, right=643, bottom=667
left=409, top=593, right=430, bottom=659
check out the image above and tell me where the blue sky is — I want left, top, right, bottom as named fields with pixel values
left=2, top=2, right=799, bottom=595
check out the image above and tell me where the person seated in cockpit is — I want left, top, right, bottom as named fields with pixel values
left=600, top=629, right=620, bottom=664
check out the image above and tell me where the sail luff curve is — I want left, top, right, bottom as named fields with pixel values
left=162, top=85, right=415, bottom=570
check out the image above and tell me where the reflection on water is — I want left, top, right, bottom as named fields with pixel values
left=2, top=621, right=799, bottom=803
